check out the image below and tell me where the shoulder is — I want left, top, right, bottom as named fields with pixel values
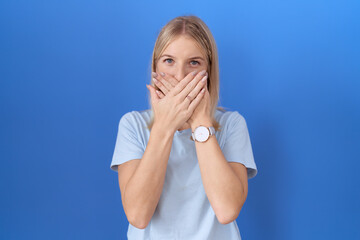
left=118, top=109, right=152, bottom=134
left=119, top=109, right=151, bottom=124
left=215, top=108, right=247, bottom=130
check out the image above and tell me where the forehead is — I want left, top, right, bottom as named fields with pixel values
left=162, top=35, right=206, bottom=58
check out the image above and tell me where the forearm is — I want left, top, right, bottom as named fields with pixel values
left=124, top=124, right=174, bottom=228
left=194, top=131, right=246, bottom=224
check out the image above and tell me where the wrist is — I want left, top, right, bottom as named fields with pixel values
left=152, top=122, right=176, bottom=138
left=190, top=118, right=213, bottom=131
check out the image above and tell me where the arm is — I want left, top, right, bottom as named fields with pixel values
left=192, top=119, right=248, bottom=225
left=120, top=123, right=174, bottom=229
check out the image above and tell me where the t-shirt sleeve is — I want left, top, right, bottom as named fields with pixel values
left=222, top=111, right=258, bottom=179
left=110, top=112, right=145, bottom=172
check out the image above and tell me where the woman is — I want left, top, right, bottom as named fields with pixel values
left=110, top=15, right=258, bottom=240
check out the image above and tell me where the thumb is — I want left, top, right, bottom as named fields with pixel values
left=146, top=84, right=160, bottom=102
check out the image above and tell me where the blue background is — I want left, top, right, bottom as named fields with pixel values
left=1, top=0, right=359, bottom=239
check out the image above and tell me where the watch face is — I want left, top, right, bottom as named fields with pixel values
left=194, top=126, right=209, bottom=142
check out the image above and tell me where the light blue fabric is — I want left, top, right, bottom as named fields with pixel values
left=110, top=108, right=258, bottom=240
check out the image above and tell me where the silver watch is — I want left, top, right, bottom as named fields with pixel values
left=191, top=125, right=215, bottom=142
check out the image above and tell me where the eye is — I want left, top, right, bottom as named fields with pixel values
left=164, top=58, right=173, bottom=64
left=190, top=60, right=200, bottom=66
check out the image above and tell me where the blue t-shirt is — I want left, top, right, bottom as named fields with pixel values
left=110, top=108, right=258, bottom=240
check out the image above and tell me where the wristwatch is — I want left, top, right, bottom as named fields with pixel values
left=191, top=125, right=215, bottom=142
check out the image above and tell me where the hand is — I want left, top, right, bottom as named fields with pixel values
left=151, top=71, right=191, bottom=126
left=146, top=70, right=207, bottom=133
left=151, top=70, right=212, bottom=129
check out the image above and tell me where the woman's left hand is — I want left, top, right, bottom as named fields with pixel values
left=151, top=71, right=212, bottom=128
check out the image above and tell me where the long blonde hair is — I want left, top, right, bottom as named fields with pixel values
left=147, top=15, right=226, bottom=131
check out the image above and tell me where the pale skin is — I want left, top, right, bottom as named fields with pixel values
left=117, top=35, right=248, bottom=229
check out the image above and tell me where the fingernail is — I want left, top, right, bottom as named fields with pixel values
left=153, top=78, right=159, bottom=84
left=160, top=72, right=165, bottom=77
left=201, top=75, right=208, bottom=82
left=152, top=72, right=158, bottom=77
left=200, top=70, right=206, bottom=76
left=192, top=70, right=198, bottom=76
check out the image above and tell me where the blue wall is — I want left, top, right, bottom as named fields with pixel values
left=1, top=0, right=359, bottom=239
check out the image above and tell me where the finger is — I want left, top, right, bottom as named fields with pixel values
left=187, top=87, right=206, bottom=112
left=177, top=70, right=207, bottom=102
left=156, top=88, right=165, bottom=98
left=186, top=73, right=207, bottom=100
left=157, top=72, right=174, bottom=91
left=172, top=70, right=199, bottom=96
left=159, top=72, right=178, bottom=87
left=152, top=78, right=169, bottom=95
left=152, top=72, right=170, bottom=95
left=146, top=84, right=160, bottom=102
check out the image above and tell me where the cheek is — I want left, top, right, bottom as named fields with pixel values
left=157, top=64, right=178, bottom=76
left=156, top=62, right=169, bottom=73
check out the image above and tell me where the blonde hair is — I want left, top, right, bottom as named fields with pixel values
left=147, top=15, right=227, bottom=131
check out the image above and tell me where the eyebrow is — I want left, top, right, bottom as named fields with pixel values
left=160, top=54, right=205, bottom=61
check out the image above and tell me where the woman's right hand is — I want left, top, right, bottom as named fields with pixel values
left=146, top=70, right=207, bottom=133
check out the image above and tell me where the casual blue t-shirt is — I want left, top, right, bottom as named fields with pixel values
left=110, top=108, right=258, bottom=240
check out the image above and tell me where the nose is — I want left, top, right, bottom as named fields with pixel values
left=174, top=65, right=187, bottom=81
